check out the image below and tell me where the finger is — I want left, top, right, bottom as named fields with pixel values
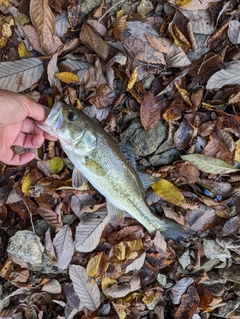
left=21, top=119, right=58, bottom=141
left=1, top=150, right=35, bottom=166
left=25, top=99, right=47, bottom=122
left=14, top=132, right=45, bottom=149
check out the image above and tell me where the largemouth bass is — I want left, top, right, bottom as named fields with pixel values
left=37, top=101, right=194, bottom=241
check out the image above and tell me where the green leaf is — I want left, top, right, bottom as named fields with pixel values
left=181, top=154, right=240, bottom=174
left=50, top=157, right=64, bottom=174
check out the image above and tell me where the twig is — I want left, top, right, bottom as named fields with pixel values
left=98, top=0, right=127, bottom=22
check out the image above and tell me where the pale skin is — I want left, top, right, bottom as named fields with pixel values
left=0, top=89, right=56, bottom=166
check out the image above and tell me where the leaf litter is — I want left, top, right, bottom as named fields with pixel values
left=1, top=0, right=240, bottom=318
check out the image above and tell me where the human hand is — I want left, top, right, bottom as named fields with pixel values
left=0, top=89, right=57, bottom=165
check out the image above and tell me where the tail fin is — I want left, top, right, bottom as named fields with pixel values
left=159, top=218, right=195, bottom=241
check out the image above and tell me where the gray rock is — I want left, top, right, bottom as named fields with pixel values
left=7, top=230, right=44, bottom=264
left=207, top=284, right=225, bottom=297
left=219, top=264, right=240, bottom=283
left=149, top=148, right=180, bottom=166
left=213, top=300, right=240, bottom=318
left=148, top=137, right=180, bottom=166
left=203, top=239, right=231, bottom=262
left=121, top=120, right=167, bottom=156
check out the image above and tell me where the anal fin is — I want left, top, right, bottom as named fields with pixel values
left=107, top=201, right=125, bottom=226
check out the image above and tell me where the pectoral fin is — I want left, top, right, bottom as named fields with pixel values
left=107, top=201, right=125, bottom=226
left=72, top=167, right=88, bottom=189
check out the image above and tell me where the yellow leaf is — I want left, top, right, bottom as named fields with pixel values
left=18, top=42, right=30, bottom=58
left=112, top=302, right=127, bottom=319
left=0, top=36, right=8, bottom=48
left=114, top=241, right=126, bottom=260
left=169, top=24, right=191, bottom=51
left=86, top=252, right=109, bottom=278
left=2, top=17, right=14, bottom=37
left=22, top=173, right=32, bottom=196
left=127, top=65, right=140, bottom=90
left=0, top=0, right=9, bottom=6
left=115, top=9, right=125, bottom=22
left=234, top=139, right=240, bottom=162
left=55, top=72, right=79, bottom=84
left=102, top=277, right=117, bottom=297
left=142, top=292, right=155, bottom=305
left=49, top=157, right=64, bottom=174
left=152, top=179, right=185, bottom=206
left=176, top=0, right=193, bottom=6
left=127, top=239, right=142, bottom=252
left=175, top=83, right=192, bottom=106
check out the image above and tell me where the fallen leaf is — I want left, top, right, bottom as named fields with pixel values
left=172, top=277, right=194, bottom=305
left=42, top=279, right=61, bottom=294
left=228, top=20, right=240, bottom=44
left=69, top=264, right=101, bottom=311
left=53, top=225, right=74, bottom=270
left=0, top=58, right=44, bottom=92
left=37, top=207, right=63, bottom=231
left=181, top=154, right=240, bottom=174
left=207, top=61, right=240, bottom=89
left=140, top=91, right=161, bottom=132
left=50, top=157, right=64, bottom=174
left=175, top=286, right=200, bottom=319
left=74, top=208, right=109, bottom=252
left=29, top=0, right=56, bottom=53
left=67, top=0, right=81, bottom=30
left=55, top=72, right=79, bottom=84
left=86, top=252, right=109, bottom=278
left=152, top=179, right=186, bottom=206
left=80, top=22, right=109, bottom=60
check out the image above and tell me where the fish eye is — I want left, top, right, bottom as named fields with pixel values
left=68, top=111, right=77, bottom=122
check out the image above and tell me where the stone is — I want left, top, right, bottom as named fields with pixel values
left=7, top=230, right=44, bottom=264
left=121, top=120, right=167, bottom=156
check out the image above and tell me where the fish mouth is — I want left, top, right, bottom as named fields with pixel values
left=36, top=101, right=63, bottom=137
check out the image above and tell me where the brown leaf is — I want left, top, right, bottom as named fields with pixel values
left=80, top=22, right=109, bottom=60
left=29, top=0, right=56, bottom=54
left=140, top=92, right=161, bottom=132
left=175, top=286, right=200, bottom=319
left=37, top=206, right=63, bottom=231
left=107, top=225, right=144, bottom=245
left=217, top=110, right=240, bottom=138
left=174, top=120, right=195, bottom=150
left=222, top=215, right=240, bottom=237
left=204, top=131, right=233, bottom=164
left=113, top=15, right=127, bottom=40
left=196, top=284, right=213, bottom=309
left=67, top=0, right=81, bottom=30
left=145, top=33, right=172, bottom=53
left=163, top=99, right=185, bottom=122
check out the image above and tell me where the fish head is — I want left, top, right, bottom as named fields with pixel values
left=37, top=101, right=94, bottom=155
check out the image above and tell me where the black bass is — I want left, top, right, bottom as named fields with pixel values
left=37, top=101, right=194, bottom=241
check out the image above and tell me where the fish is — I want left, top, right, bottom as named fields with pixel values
left=37, top=101, right=194, bottom=241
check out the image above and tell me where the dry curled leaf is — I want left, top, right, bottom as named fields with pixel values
left=80, top=22, right=109, bottom=60
left=140, top=91, right=161, bottom=132
left=29, top=0, right=56, bottom=53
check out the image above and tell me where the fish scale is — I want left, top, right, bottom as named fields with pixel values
left=37, top=101, right=194, bottom=241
